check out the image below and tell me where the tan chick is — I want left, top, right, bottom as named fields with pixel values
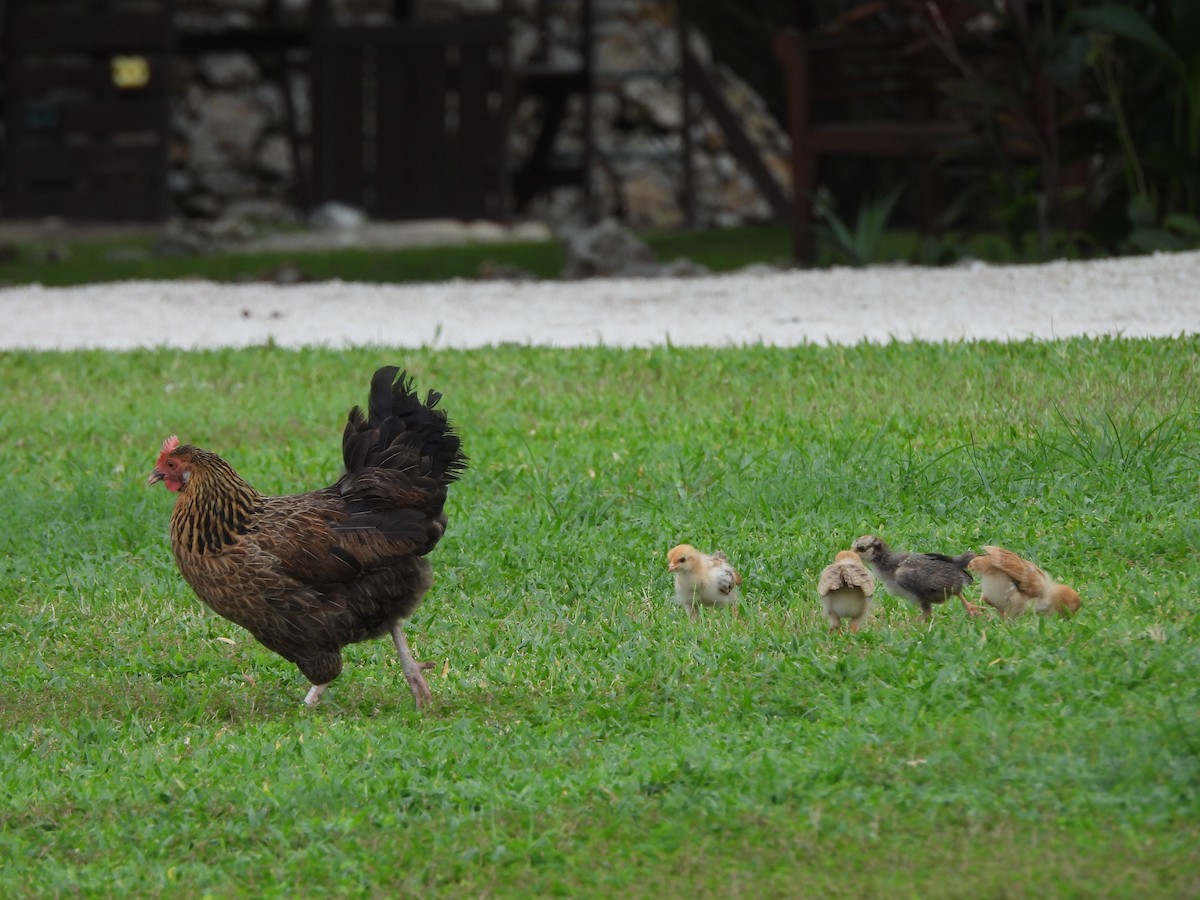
left=968, top=545, right=1080, bottom=618
left=817, top=550, right=875, bottom=632
left=667, top=544, right=742, bottom=619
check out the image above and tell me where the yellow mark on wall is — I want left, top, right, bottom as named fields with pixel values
left=112, top=56, right=151, bottom=89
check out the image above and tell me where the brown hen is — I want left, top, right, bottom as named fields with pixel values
left=149, top=366, right=466, bottom=708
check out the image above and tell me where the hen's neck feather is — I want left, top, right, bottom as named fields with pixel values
left=170, top=453, right=263, bottom=555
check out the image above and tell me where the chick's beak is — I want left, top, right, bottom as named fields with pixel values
left=147, top=469, right=165, bottom=486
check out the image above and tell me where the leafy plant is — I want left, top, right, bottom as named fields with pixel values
left=811, top=184, right=903, bottom=266
left=1072, top=1, right=1200, bottom=249
left=918, top=0, right=1094, bottom=254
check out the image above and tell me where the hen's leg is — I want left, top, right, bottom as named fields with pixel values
left=391, top=623, right=434, bottom=708
left=304, top=683, right=328, bottom=706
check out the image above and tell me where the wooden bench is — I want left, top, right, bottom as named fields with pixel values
left=773, top=24, right=969, bottom=260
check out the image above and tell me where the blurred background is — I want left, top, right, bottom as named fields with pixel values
left=0, top=0, right=1197, bottom=267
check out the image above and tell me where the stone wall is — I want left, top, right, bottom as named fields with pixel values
left=170, top=0, right=791, bottom=229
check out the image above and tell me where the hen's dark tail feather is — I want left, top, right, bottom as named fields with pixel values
left=342, top=366, right=467, bottom=483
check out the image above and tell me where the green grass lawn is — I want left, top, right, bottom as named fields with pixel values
left=2, top=340, right=1198, bottom=896
left=0, top=226, right=795, bottom=287
left=0, top=222, right=1065, bottom=288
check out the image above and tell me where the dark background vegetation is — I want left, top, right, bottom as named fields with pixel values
left=688, top=0, right=1200, bottom=261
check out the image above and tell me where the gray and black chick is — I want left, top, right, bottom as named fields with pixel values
left=851, top=535, right=982, bottom=620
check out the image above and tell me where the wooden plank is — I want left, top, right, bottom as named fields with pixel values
left=5, top=56, right=171, bottom=95
left=318, top=18, right=507, bottom=50
left=7, top=98, right=168, bottom=139
left=2, top=136, right=168, bottom=220
left=377, top=42, right=448, bottom=218
left=4, top=142, right=166, bottom=178
left=310, top=17, right=508, bottom=220
left=683, top=46, right=789, bottom=220
left=2, top=185, right=167, bottom=220
left=452, top=33, right=507, bottom=217
left=9, top=12, right=171, bottom=52
left=809, top=121, right=970, bottom=154
left=312, top=45, right=367, bottom=207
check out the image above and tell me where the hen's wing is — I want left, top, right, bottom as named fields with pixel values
left=252, top=484, right=438, bottom=587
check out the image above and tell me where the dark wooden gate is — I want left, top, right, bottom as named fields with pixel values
left=312, top=16, right=510, bottom=220
left=0, top=0, right=173, bottom=220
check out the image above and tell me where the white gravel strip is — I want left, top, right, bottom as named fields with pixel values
left=2, top=251, right=1197, bottom=350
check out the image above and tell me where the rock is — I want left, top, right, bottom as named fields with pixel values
left=621, top=77, right=682, bottom=130
left=105, top=246, right=151, bottom=263
left=559, top=217, right=706, bottom=279
left=152, top=230, right=209, bottom=257
left=735, top=262, right=785, bottom=276
left=655, top=257, right=711, bottom=277
left=257, top=134, right=294, bottom=180
left=196, top=52, right=260, bottom=89
left=265, top=262, right=309, bottom=284
left=477, top=259, right=538, bottom=281
left=209, top=199, right=301, bottom=240
left=561, top=218, right=657, bottom=279
left=194, top=166, right=260, bottom=199
left=308, top=201, right=368, bottom=232
left=191, top=91, right=269, bottom=165
left=620, top=167, right=684, bottom=229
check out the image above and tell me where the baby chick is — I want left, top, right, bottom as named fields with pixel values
left=851, top=535, right=983, bottom=620
left=667, top=544, right=742, bottom=619
left=968, top=545, right=1081, bottom=618
left=817, top=550, right=875, bottom=632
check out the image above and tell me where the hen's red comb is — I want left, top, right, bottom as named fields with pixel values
left=155, top=435, right=180, bottom=467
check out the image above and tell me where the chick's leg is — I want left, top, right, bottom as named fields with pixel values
left=392, top=623, right=434, bottom=708
left=958, top=594, right=984, bottom=617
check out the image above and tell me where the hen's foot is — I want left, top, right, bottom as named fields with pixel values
left=404, top=660, right=436, bottom=708
left=392, top=624, right=435, bottom=709
left=304, top=683, right=329, bottom=707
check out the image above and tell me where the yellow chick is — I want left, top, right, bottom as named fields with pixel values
left=817, top=549, right=875, bottom=632
left=667, top=544, right=742, bottom=619
left=968, top=545, right=1080, bottom=618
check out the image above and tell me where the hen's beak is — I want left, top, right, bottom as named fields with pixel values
left=147, top=469, right=165, bottom=486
